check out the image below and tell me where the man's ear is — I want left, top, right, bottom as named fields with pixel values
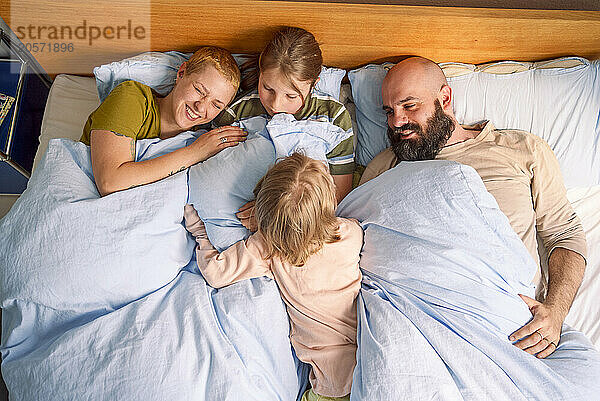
left=439, top=84, right=453, bottom=111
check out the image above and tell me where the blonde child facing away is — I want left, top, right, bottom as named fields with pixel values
left=184, top=153, right=362, bottom=400
left=215, top=27, right=355, bottom=226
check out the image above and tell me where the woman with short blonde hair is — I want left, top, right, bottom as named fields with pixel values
left=81, top=46, right=244, bottom=196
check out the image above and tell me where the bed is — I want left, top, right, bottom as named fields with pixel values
left=1, top=1, right=600, bottom=400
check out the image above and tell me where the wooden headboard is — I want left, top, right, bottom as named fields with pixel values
left=1, top=0, right=599, bottom=75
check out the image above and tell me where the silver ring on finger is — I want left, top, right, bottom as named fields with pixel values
left=220, top=137, right=227, bottom=143
left=535, top=331, right=544, bottom=343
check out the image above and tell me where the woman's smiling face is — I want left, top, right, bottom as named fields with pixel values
left=258, top=67, right=313, bottom=116
left=170, top=63, right=237, bottom=130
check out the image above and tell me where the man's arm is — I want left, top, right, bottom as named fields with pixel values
left=510, top=137, right=587, bottom=358
left=546, top=248, right=586, bottom=325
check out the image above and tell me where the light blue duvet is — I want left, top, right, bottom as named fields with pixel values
left=337, top=161, right=600, bottom=400
left=0, top=126, right=329, bottom=400
left=1, top=125, right=599, bottom=400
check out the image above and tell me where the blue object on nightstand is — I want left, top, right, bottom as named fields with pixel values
left=0, top=23, right=51, bottom=195
left=0, top=59, right=27, bottom=193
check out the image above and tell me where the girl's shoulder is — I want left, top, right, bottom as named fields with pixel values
left=215, top=89, right=266, bottom=127
left=296, top=90, right=348, bottom=122
left=307, top=89, right=344, bottom=109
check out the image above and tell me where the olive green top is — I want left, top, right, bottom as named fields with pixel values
left=81, top=81, right=160, bottom=146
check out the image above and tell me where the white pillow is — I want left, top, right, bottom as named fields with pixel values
left=348, top=57, right=600, bottom=188
left=94, top=51, right=346, bottom=102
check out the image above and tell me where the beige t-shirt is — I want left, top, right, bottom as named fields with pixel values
left=185, top=209, right=363, bottom=398
left=360, top=122, right=587, bottom=294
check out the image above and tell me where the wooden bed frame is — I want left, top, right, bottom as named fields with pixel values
left=0, top=1, right=599, bottom=399
left=1, top=0, right=600, bottom=75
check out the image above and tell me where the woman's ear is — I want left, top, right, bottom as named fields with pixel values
left=176, top=62, right=187, bottom=83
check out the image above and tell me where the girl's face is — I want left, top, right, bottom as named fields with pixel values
left=258, top=68, right=313, bottom=116
left=170, top=63, right=237, bottom=131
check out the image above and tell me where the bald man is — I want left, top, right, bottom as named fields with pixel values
left=360, top=56, right=587, bottom=359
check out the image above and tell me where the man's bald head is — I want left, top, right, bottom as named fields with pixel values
left=382, top=56, right=457, bottom=162
left=384, top=56, right=448, bottom=99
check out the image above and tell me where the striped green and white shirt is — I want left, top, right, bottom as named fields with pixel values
left=215, top=90, right=355, bottom=175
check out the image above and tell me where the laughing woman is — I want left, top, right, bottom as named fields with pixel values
left=80, top=46, right=246, bottom=196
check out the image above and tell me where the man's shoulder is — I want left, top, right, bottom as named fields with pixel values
left=359, top=148, right=397, bottom=185
left=370, top=147, right=397, bottom=166
left=472, top=126, right=559, bottom=172
left=488, top=127, right=545, bottom=148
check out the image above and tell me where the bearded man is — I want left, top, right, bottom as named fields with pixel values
left=359, top=56, right=587, bottom=359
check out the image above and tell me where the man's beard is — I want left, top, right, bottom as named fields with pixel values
left=387, top=99, right=455, bottom=161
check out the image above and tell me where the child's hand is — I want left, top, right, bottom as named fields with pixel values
left=184, top=204, right=202, bottom=228
left=184, top=204, right=208, bottom=240
left=236, top=200, right=257, bottom=232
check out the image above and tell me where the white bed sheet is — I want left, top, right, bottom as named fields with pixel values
left=33, top=75, right=600, bottom=349
left=565, top=185, right=600, bottom=346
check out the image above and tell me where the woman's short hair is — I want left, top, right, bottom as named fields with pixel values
left=253, top=153, right=340, bottom=266
left=185, top=46, right=241, bottom=92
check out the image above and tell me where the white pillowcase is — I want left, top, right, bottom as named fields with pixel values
left=94, top=51, right=346, bottom=102
left=348, top=57, right=600, bottom=189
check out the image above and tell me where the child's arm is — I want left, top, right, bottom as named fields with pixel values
left=183, top=204, right=272, bottom=288
left=235, top=200, right=257, bottom=232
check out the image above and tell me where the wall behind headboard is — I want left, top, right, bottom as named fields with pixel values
left=1, top=0, right=599, bottom=75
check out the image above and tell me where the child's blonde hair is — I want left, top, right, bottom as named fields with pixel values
left=185, top=46, right=241, bottom=92
left=241, top=27, right=322, bottom=95
left=253, top=153, right=340, bottom=266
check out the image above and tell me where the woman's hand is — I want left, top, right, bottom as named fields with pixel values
left=236, top=200, right=257, bottom=232
left=191, top=126, right=247, bottom=162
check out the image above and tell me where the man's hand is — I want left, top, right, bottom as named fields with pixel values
left=509, top=294, right=563, bottom=358
left=236, top=200, right=257, bottom=232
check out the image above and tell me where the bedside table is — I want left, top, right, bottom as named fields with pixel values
left=0, top=22, right=51, bottom=195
